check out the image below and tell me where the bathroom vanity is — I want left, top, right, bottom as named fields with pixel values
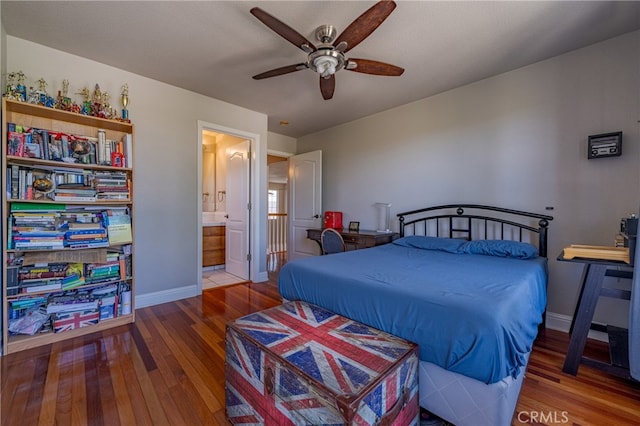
left=203, top=212, right=226, bottom=267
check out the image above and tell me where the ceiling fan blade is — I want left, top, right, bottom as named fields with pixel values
left=334, top=0, right=396, bottom=53
left=345, top=58, right=404, bottom=76
left=319, top=75, right=335, bottom=100
left=253, top=63, right=307, bottom=80
left=250, top=7, right=316, bottom=52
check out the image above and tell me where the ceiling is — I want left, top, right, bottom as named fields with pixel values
left=2, top=1, right=639, bottom=139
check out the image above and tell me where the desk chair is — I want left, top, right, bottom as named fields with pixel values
left=320, top=228, right=346, bottom=255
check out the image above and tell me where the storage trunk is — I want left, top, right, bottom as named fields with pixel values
left=226, top=300, right=419, bottom=425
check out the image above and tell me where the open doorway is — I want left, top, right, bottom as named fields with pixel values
left=267, top=154, right=290, bottom=273
left=199, top=127, right=251, bottom=290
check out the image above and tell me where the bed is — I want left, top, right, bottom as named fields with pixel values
left=278, top=204, right=553, bottom=425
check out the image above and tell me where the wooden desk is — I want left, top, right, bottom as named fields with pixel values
left=558, top=252, right=634, bottom=379
left=306, top=228, right=398, bottom=251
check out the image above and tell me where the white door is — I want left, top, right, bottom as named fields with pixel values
left=226, top=140, right=250, bottom=279
left=288, top=150, right=322, bottom=260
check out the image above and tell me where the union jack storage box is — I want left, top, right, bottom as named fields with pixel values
left=53, top=309, right=99, bottom=333
left=225, top=300, right=419, bottom=425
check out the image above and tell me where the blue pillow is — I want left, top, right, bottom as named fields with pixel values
left=393, top=236, right=466, bottom=253
left=460, top=240, right=538, bottom=259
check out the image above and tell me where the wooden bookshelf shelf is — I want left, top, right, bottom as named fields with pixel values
left=2, top=97, right=136, bottom=355
left=6, top=314, right=134, bottom=354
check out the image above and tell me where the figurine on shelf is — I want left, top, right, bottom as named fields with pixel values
left=55, top=79, right=73, bottom=111
left=92, top=83, right=103, bottom=104
left=121, top=83, right=130, bottom=121
left=27, top=85, right=40, bottom=104
left=15, top=71, right=27, bottom=101
left=29, top=78, right=55, bottom=108
left=77, top=87, right=91, bottom=115
left=4, top=72, right=18, bottom=100
left=90, top=83, right=108, bottom=117
left=102, top=92, right=118, bottom=119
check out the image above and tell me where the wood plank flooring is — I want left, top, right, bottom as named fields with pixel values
left=2, top=257, right=639, bottom=425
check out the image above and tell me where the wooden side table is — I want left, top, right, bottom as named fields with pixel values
left=306, top=228, right=398, bottom=252
left=558, top=252, right=634, bottom=379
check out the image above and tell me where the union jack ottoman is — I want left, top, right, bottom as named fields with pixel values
left=225, top=300, right=419, bottom=425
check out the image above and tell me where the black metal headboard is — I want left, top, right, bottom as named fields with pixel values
left=397, top=204, right=553, bottom=257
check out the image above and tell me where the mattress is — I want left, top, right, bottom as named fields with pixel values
left=418, top=354, right=529, bottom=426
left=278, top=239, right=547, bottom=384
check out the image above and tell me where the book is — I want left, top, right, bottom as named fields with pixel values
left=54, top=195, right=97, bottom=202
left=24, top=141, right=41, bottom=159
left=23, top=282, right=62, bottom=293
left=47, top=293, right=98, bottom=314
left=67, top=241, right=110, bottom=249
left=69, top=222, right=103, bottom=230
left=122, top=134, right=133, bottom=168
left=31, top=129, right=50, bottom=160
left=11, top=202, right=67, bottom=211
left=7, top=131, right=25, bottom=156
left=11, top=165, right=19, bottom=199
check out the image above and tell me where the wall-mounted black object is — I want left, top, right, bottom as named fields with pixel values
left=588, top=131, right=622, bottom=159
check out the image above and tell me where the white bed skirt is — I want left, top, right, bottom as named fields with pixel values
left=418, top=352, right=530, bottom=426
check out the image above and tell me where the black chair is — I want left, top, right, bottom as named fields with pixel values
left=320, top=228, right=346, bottom=255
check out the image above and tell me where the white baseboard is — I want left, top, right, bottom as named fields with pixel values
left=545, top=311, right=609, bottom=342
left=135, top=285, right=199, bottom=309
left=254, top=271, right=269, bottom=283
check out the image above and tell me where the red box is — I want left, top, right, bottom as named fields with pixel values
left=324, top=211, right=343, bottom=229
left=225, top=301, right=419, bottom=425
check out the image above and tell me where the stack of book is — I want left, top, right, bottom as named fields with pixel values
left=105, top=208, right=132, bottom=244
left=11, top=212, right=64, bottom=250
left=94, top=171, right=129, bottom=200
left=19, top=274, right=85, bottom=294
left=47, top=292, right=100, bottom=333
left=64, top=222, right=108, bottom=249
left=6, top=125, right=132, bottom=167
left=53, top=185, right=97, bottom=202
left=92, top=284, right=119, bottom=320
left=9, top=262, right=85, bottom=294
left=85, top=253, right=122, bottom=284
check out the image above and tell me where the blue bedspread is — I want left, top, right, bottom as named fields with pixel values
left=278, top=242, right=547, bottom=384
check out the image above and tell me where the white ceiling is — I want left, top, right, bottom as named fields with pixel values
left=2, top=1, right=639, bottom=139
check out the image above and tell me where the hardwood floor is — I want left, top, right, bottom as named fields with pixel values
left=2, top=254, right=639, bottom=425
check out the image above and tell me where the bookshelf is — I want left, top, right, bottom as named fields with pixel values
left=1, top=98, right=135, bottom=355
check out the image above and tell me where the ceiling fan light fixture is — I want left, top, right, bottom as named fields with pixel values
left=250, top=1, right=402, bottom=99
left=308, top=48, right=345, bottom=77
left=314, top=56, right=339, bottom=78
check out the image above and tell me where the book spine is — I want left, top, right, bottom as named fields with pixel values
left=11, top=165, right=19, bottom=199
left=123, top=134, right=133, bottom=168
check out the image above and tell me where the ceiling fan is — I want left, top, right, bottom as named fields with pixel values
left=250, top=0, right=404, bottom=100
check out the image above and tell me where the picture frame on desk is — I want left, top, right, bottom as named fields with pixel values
left=348, top=221, right=360, bottom=232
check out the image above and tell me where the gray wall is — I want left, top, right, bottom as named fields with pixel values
left=298, top=31, right=640, bottom=329
left=5, top=37, right=269, bottom=306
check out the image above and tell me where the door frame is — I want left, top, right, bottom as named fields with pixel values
left=197, top=120, right=265, bottom=291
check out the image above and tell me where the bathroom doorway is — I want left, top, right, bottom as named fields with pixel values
left=199, top=126, right=251, bottom=290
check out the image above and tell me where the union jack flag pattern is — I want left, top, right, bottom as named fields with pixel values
left=53, top=309, right=99, bottom=333
left=225, top=300, right=419, bottom=425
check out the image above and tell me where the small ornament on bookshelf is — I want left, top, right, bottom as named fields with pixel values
left=120, top=83, right=130, bottom=121
left=16, top=70, right=27, bottom=101
left=77, top=87, right=91, bottom=115
left=55, top=79, right=73, bottom=111
left=4, top=72, right=18, bottom=100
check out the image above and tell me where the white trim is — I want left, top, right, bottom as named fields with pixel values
left=267, top=149, right=294, bottom=158
left=135, top=285, right=198, bottom=309
left=545, top=311, right=608, bottom=342
left=197, top=120, right=263, bottom=287
left=254, top=271, right=268, bottom=283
